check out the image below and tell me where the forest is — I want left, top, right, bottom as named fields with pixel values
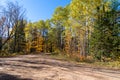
left=0, top=0, right=120, bottom=62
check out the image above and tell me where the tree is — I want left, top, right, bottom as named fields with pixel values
left=44, top=19, right=51, bottom=52
left=70, top=0, right=94, bottom=59
left=0, top=1, right=26, bottom=53
left=69, top=0, right=113, bottom=59
left=90, top=5, right=120, bottom=61
left=24, top=22, right=33, bottom=52
left=0, top=17, right=6, bottom=51
left=36, top=20, right=49, bottom=52
left=13, top=20, right=26, bottom=52
left=52, top=6, right=69, bottom=52
left=30, top=26, right=43, bottom=52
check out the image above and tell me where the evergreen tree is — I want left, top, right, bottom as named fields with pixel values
left=90, top=9, right=120, bottom=61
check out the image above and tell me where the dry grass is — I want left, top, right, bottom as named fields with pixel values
left=49, top=53, right=120, bottom=70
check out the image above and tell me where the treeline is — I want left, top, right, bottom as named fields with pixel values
left=0, top=2, right=26, bottom=53
left=0, top=0, right=120, bottom=61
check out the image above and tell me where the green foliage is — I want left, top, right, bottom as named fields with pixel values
left=95, top=61, right=120, bottom=69
left=90, top=10, right=120, bottom=61
left=51, top=6, right=70, bottom=51
left=9, top=20, right=26, bottom=53
left=0, top=50, right=18, bottom=57
left=1, top=0, right=120, bottom=64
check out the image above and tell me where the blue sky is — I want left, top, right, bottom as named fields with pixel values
left=0, top=0, right=71, bottom=22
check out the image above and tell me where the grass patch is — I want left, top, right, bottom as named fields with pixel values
left=0, top=52, right=17, bottom=57
left=49, top=53, right=72, bottom=61
left=49, top=53, right=92, bottom=65
left=94, top=61, right=120, bottom=69
left=49, top=53, right=120, bottom=69
left=0, top=51, right=26, bottom=58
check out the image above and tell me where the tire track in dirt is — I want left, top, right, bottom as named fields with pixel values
left=0, top=54, right=120, bottom=80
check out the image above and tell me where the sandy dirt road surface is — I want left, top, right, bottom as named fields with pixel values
left=0, top=54, right=120, bottom=80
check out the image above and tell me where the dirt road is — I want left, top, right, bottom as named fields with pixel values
left=0, top=54, right=120, bottom=80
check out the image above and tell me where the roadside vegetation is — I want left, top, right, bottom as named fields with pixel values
left=0, top=0, right=120, bottom=69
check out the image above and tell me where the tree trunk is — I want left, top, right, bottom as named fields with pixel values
left=13, top=30, right=17, bottom=53
left=0, top=37, right=2, bottom=51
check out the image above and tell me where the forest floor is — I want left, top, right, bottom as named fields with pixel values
left=0, top=54, right=120, bottom=80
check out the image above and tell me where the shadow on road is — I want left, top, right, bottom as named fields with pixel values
left=0, top=73, right=32, bottom=80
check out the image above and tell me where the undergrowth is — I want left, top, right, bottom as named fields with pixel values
left=50, top=53, right=120, bottom=69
